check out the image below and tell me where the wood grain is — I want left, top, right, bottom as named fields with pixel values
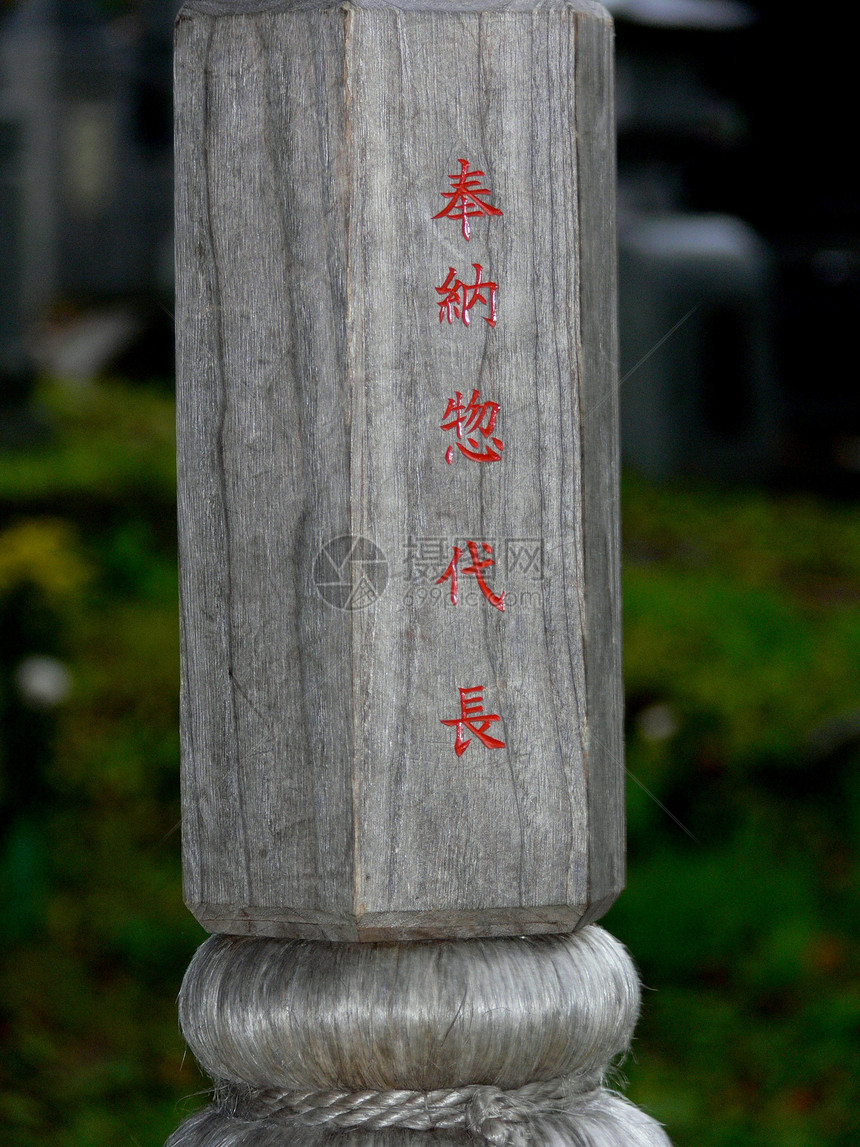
left=175, top=0, right=621, bottom=941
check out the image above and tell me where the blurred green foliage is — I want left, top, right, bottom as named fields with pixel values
left=0, top=379, right=206, bottom=1146
left=0, top=380, right=858, bottom=1144
left=608, top=476, right=860, bottom=1145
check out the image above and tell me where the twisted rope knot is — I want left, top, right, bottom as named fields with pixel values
left=465, top=1085, right=535, bottom=1146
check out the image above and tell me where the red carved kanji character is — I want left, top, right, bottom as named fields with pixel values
left=435, top=541, right=505, bottom=611
left=436, top=265, right=498, bottom=328
left=441, top=685, right=506, bottom=756
left=433, top=159, right=503, bottom=241
left=441, top=389, right=504, bottom=464
left=436, top=544, right=464, bottom=604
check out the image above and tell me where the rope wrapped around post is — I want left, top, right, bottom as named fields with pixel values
left=167, top=928, right=669, bottom=1145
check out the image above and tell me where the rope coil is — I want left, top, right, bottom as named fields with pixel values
left=218, top=1076, right=602, bottom=1144
left=166, top=930, right=672, bottom=1145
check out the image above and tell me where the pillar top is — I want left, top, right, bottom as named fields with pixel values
left=178, top=0, right=611, bottom=19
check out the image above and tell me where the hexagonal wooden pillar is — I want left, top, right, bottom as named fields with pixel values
left=175, top=0, right=621, bottom=943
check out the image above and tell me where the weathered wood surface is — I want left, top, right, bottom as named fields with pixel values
left=175, top=0, right=621, bottom=941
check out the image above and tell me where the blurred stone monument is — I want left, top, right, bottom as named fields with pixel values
left=619, top=213, right=777, bottom=479
left=0, top=105, right=34, bottom=443
left=0, top=0, right=175, bottom=387
left=608, top=0, right=782, bottom=480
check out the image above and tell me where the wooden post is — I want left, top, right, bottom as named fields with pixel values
left=169, top=1, right=671, bottom=1143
